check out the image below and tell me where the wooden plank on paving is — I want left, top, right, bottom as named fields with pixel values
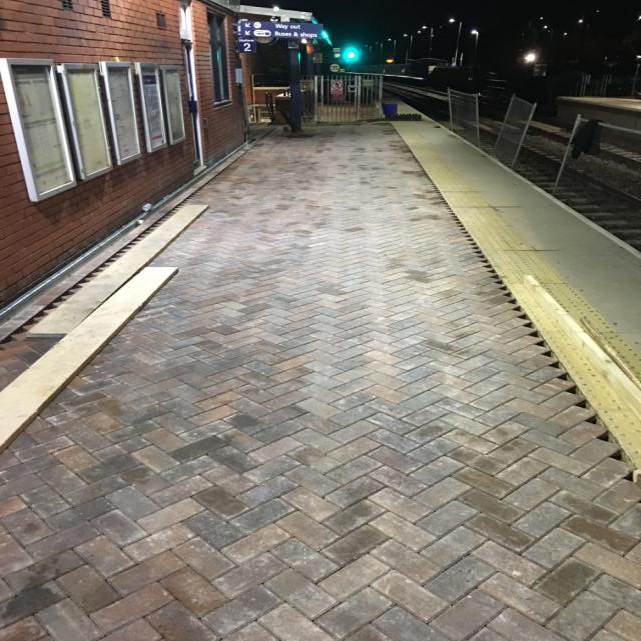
left=29, top=204, right=206, bottom=336
left=0, top=266, right=176, bottom=451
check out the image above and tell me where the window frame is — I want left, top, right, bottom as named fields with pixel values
left=99, top=61, right=142, bottom=165
left=58, top=63, right=113, bottom=180
left=135, top=63, right=168, bottom=153
left=160, top=66, right=187, bottom=145
left=0, top=58, right=77, bottom=202
left=208, top=12, right=230, bottom=104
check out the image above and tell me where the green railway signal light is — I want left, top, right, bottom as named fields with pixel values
left=342, top=46, right=361, bottom=63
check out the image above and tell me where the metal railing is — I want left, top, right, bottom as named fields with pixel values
left=314, top=74, right=383, bottom=123
left=448, top=88, right=480, bottom=146
left=495, top=95, right=537, bottom=168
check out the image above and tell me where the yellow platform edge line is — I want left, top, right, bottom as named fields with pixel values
left=0, top=266, right=177, bottom=452
left=393, top=120, right=641, bottom=471
left=29, top=204, right=207, bottom=336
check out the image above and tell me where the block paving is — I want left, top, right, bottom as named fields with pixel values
left=0, top=124, right=640, bottom=641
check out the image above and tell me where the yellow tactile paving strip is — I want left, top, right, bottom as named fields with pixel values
left=394, top=122, right=641, bottom=470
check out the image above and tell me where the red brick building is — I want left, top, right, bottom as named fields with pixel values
left=0, top=0, right=246, bottom=304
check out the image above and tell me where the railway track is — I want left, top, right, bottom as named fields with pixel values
left=384, top=81, right=641, bottom=252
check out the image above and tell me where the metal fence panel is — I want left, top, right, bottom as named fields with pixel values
left=495, top=95, right=537, bottom=168
left=314, top=74, right=382, bottom=123
left=448, top=88, right=480, bottom=146
left=553, top=116, right=641, bottom=204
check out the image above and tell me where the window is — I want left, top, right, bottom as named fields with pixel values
left=99, top=62, right=141, bottom=164
left=156, top=12, right=167, bottom=29
left=59, top=64, right=112, bottom=180
left=0, top=58, right=76, bottom=202
left=62, top=0, right=73, bottom=9
left=101, top=0, right=111, bottom=18
left=135, top=63, right=167, bottom=152
left=161, top=67, right=186, bottom=144
left=208, top=13, right=229, bottom=102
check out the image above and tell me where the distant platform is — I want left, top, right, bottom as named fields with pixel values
left=557, top=96, right=641, bottom=130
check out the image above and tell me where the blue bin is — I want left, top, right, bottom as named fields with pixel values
left=382, top=102, right=398, bottom=118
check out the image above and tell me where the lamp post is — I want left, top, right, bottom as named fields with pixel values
left=449, top=18, right=463, bottom=66
left=418, top=25, right=434, bottom=59
left=387, top=37, right=397, bottom=62
left=471, top=29, right=479, bottom=68
left=403, top=33, right=415, bottom=63
left=633, top=55, right=641, bottom=97
left=578, top=18, right=589, bottom=60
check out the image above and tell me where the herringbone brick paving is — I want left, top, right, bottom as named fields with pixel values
left=0, top=124, right=640, bottom=641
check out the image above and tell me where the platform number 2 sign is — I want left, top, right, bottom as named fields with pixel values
left=237, top=40, right=257, bottom=54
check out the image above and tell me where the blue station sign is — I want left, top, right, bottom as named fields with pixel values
left=237, top=39, right=257, bottom=54
left=237, top=21, right=323, bottom=40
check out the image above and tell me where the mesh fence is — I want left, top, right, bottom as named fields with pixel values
left=494, top=95, right=537, bottom=168
left=448, top=88, right=480, bottom=146
left=314, top=75, right=382, bottom=123
left=553, top=116, right=641, bottom=204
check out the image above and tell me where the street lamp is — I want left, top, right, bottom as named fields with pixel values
left=633, top=55, right=641, bottom=97
left=387, top=37, right=397, bottom=61
left=377, top=40, right=384, bottom=63
left=449, top=18, right=463, bottom=66
left=417, top=26, right=434, bottom=59
left=471, top=29, right=479, bottom=68
left=524, top=51, right=537, bottom=64
left=403, top=32, right=415, bottom=62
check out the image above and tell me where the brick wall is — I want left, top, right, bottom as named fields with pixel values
left=0, top=0, right=245, bottom=304
left=191, top=2, right=246, bottom=165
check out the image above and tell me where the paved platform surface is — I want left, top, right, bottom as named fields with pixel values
left=391, top=105, right=641, bottom=467
left=0, top=124, right=640, bottom=641
left=557, top=97, right=641, bottom=129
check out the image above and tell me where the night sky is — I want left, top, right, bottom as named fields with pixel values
left=251, top=1, right=641, bottom=65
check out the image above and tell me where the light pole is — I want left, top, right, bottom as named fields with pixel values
left=449, top=18, right=463, bottom=66
left=578, top=18, right=590, bottom=60
left=471, top=29, right=479, bottom=68
left=418, top=25, right=433, bottom=59
left=387, top=37, right=397, bottom=62
left=633, top=55, right=641, bottom=97
left=403, top=33, right=415, bottom=63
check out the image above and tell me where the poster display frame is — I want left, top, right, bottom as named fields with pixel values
left=135, top=63, right=167, bottom=153
left=59, top=63, right=113, bottom=180
left=99, top=61, right=142, bottom=165
left=0, top=58, right=77, bottom=202
left=160, top=66, right=186, bottom=145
